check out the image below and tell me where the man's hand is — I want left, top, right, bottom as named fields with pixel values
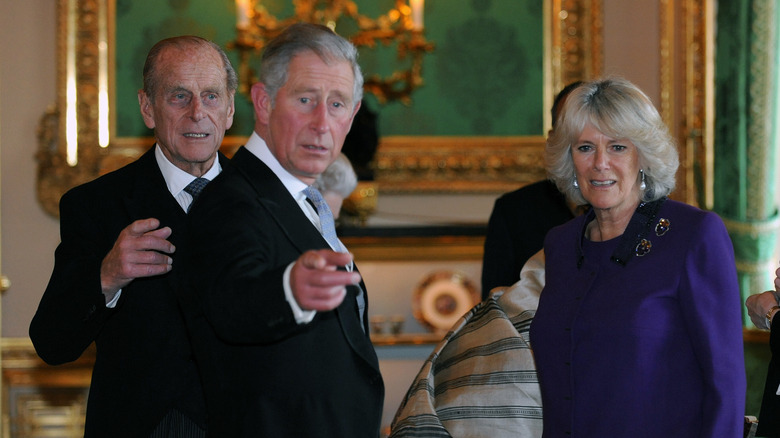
left=290, top=250, right=361, bottom=312
left=746, top=290, right=779, bottom=329
left=100, top=218, right=175, bottom=301
left=774, top=265, right=780, bottom=295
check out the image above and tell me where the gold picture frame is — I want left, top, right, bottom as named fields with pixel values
left=36, top=0, right=603, bottom=217
left=659, top=0, right=714, bottom=208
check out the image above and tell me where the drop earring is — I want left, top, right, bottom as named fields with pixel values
left=573, top=177, right=579, bottom=189
left=639, top=169, right=646, bottom=190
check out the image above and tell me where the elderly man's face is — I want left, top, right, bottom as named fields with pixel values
left=253, top=51, right=359, bottom=185
left=139, top=44, right=235, bottom=175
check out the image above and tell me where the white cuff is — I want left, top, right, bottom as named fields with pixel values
left=105, top=289, right=122, bottom=308
left=283, top=262, right=316, bottom=324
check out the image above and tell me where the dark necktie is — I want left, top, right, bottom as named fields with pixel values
left=184, top=177, right=209, bottom=213
left=303, top=186, right=366, bottom=327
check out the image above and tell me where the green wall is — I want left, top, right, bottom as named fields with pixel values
left=113, top=0, right=544, bottom=139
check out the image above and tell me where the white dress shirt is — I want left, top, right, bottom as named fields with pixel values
left=155, top=145, right=222, bottom=212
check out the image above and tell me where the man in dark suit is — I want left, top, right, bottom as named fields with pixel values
left=178, top=23, right=384, bottom=437
left=180, top=24, right=384, bottom=438
left=747, top=286, right=780, bottom=437
left=481, top=81, right=583, bottom=298
left=29, top=36, right=236, bottom=437
left=481, top=179, right=574, bottom=297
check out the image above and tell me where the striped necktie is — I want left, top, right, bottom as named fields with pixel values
left=303, top=186, right=366, bottom=327
left=303, top=186, right=342, bottom=251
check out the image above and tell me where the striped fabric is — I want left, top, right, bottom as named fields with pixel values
left=148, top=409, right=205, bottom=438
left=390, top=252, right=545, bottom=437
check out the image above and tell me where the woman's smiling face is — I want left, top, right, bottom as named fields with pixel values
left=572, top=123, right=641, bottom=214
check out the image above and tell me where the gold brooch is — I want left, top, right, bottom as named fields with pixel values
left=635, top=239, right=652, bottom=256
left=655, top=218, right=670, bottom=236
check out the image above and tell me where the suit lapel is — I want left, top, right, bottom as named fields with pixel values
left=121, top=149, right=230, bottom=245
left=232, top=147, right=327, bottom=253
left=337, top=280, right=380, bottom=371
left=231, top=147, right=380, bottom=372
left=121, top=148, right=185, bottom=232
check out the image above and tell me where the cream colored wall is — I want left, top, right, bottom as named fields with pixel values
left=0, top=0, right=61, bottom=338
left=0, top=1, right=662, bottom=338
left=603, top=1, right=661, bottom=105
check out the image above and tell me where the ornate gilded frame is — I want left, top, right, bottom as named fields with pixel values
left=659, top=0, right=714, bottom=209
left=36, top=0, right=603, bottom=217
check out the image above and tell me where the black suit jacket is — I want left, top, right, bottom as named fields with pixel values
left=29, top=147, right=225, bottom=437
left=758, top=315, right=780, bottom=436
left=179, top=146, right=384, bottom=437
left=481, top=179, right=574, bottom=298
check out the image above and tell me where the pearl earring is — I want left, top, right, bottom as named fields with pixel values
left=573, top=177, right=579, bottom=189
left=639, top=169, right=646, bottom=190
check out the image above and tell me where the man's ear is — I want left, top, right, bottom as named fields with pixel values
left=138, top=90, right=156, bottom=129
left=251, top=82, right=272, bottom=125
left=349, top=99, right=362, bottom=125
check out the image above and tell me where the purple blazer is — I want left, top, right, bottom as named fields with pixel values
left=530, top=199, right=745, bottom=437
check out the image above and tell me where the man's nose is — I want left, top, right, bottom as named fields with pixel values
left=309, top=103, right=329, bottom=134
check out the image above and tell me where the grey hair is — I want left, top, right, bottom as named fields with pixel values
left=259, top=23, right=363, bottom=109
left=142, top=35, right=238, bottom=99
left=313, top=153, right=358, bottom=198
left=545, top=77, right=678, bottom=205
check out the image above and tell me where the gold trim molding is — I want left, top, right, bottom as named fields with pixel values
left=550, top=0, right=603, bottom=92
left=373, top=136, right=547, bottom=193
left=342, top=234, right=485, bottom=262
left=36, top=0, right=603, bottom=217
left=659, top=0, right=713, bottom=208
left=37, top=0, right=109, bottom=218
left=743, top=327, right=770, bottom=344
left=2, top=338, right=94, bottom=437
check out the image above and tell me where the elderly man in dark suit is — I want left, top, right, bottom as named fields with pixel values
left=178, top=23, right=384, bottom=437
left=29, top=36, right=236, bottom=437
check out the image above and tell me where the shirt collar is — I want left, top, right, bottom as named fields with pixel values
left=154, top=144, right=222, bottom=196
left=244, top=132, right=309, bottom=200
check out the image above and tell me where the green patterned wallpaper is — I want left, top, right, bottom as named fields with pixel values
left=114, top=0, right=544, bottom=138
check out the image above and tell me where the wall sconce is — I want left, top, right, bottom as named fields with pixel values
left=230, top=0, right=434, bottom=104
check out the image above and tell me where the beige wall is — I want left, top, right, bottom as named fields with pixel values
left=1, top=0, right=61, bottom=338
left=0, top=1, right=661, bottom=338
left=603, top=1, right=661, bottom=105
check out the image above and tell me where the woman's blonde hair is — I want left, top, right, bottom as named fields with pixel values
left=545, top=77, right=678, bottom=206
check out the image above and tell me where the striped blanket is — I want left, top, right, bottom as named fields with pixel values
left=389, top=252, right=545, bottom=437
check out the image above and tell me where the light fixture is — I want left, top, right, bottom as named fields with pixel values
left=231, top=0, right=434, bottom=104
